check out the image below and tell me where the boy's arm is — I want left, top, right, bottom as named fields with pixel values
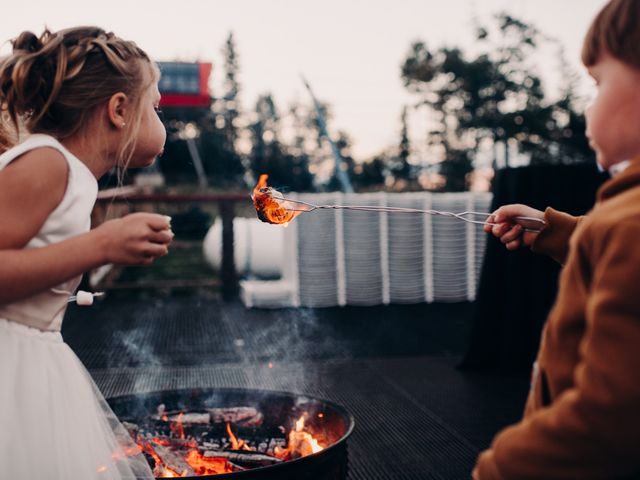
left=474, top=220, right=640, bottom=479
left=531, top=207, right=583, bottom=264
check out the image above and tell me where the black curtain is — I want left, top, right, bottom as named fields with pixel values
left=460, top=164, right=609, bottom=374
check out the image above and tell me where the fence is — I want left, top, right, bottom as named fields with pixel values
left=241, top=191, right=492, bottom=308
left=91, top=188, right=246, bottom=299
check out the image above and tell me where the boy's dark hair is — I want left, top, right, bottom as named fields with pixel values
left=582, top=0, right=640, bottom=67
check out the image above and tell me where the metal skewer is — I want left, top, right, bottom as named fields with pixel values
left=275, top=195, right=546, bottom=232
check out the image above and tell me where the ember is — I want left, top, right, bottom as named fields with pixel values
left=109, top=388, right=353, bottom=479
left=251, top=174, right=302, bottom=225
left=124, top=403, right=327, bottom=476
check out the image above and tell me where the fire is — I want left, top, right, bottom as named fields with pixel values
left=130, top=409, right=326, bottom=476
left=226, top=422, right=253, bottom=451
left=141, top=441, right=183, bottom=477
left=170, top=413, right=185, bottom=439
left=274, top=415, right=325, bottom=460
left=251, top=174, right=301, bottom=225
left=184, top=451, right=234, bottom=475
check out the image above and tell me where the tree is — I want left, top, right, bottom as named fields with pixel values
left=248, top=94, right=313, bottom=192
left=221, top=32, right=241, bottom=153
left=387, top=106, right=415, bottom=187
left=327, top=131, right=357, bottom=191
left=401, top=12, right=594, bottom=190
left=157, top=33, right=247, bottom=188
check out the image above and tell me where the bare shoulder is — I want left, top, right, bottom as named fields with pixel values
left=0, top=147, right=69, bottom=249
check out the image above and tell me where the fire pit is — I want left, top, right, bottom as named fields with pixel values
left=108, top=388, right=354, bottom=479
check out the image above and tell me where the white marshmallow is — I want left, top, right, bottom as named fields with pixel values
left=75, top=290, right=94, bottom=306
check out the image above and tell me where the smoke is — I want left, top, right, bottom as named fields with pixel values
left=225, top=306, right=353, bottom=393
left=111, top=327, right=162, bottom=368
left=107, top=308, right=164, bottom=400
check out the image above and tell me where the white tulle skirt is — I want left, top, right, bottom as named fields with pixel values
left=0, top=318, right=154, bottom=479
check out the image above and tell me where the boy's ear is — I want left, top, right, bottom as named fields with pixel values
left=107, top=92, right=129, bottom=129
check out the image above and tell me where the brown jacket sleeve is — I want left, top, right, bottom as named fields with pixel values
left=531, top=207, right=582, bottom=264
left=474, top=219, right=640, bottom=479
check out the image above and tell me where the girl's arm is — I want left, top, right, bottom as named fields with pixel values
left=0, top=217, right=172, bottom=304
left=0, top=146, right=172, bottom=304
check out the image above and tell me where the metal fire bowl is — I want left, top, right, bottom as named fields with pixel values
left=108, top=387, right=355, bottom=480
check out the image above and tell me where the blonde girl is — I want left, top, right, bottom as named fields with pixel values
left=0, top=27, right=173, bottom=479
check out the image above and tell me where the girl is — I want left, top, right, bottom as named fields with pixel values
left=0, top=27, right=173, bottom=478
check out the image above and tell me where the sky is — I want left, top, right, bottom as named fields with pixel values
left=1, top=0, right=608, bottom=160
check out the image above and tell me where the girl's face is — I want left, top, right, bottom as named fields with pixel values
left=585, top=53, right=640, bottom=169
left=129, top=72, right=166, bottom=169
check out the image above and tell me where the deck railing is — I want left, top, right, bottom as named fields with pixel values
left=92, top=187, right=249, bottom=299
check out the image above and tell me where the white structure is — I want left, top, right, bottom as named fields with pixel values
left=232, top=191, right=492, bottom=308
left=203, top=217, right=285, bottom=278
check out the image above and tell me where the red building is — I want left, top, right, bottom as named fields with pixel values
left=158, top=62, right=212, bottom=110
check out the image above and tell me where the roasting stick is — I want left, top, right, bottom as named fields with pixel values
left=273, top=195, right=546, bottom=233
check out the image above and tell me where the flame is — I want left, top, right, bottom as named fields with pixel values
left=252, top=174, right=301, bottom=225
left=184, top=451, right=234, bottom=475
left=274, top=415, right=325, bottom=460
left=141, top=441, right=184, bottom=478
left=226, top=422, right=254, bottom=451
left=170, top=413, right=185, bottom=439
left=130, top=409, right=326, bottom=476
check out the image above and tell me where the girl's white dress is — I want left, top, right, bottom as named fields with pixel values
left=0, top=134, right=154, bottom=479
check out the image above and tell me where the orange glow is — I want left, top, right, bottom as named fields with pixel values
left=130, top=409, right=326, bottom=476
left=141, top=441, right=183, bottom=478
left=170, top=413, right=185, bottom=439
left=274, top=415, right=325, bottom=460
left=252, top=174, right=301, bottom=225
left=226, top=422, right=254, bottom=451
left=184, top=450, right=234, bottom=475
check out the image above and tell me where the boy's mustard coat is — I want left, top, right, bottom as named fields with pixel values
left=475, top=160, right=640, bottom=479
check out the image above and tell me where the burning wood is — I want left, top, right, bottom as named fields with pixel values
left=202, top=450, right=284, bottom=468
left=169, top=412, right=210, bottom=424
left=154, top=406, right=263, bottom=427
left=146, top=435, right=198, bottom=449
left=207, top=406, right=263, bottom=427
left=147, top=442, right=196, bottom=477
left=184, top=450, right=238, bottom=475
left=274, top=416, right=324, bottom=460
left=129, top=405, right=326, bottom=476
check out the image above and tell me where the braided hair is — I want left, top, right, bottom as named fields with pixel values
left=0, top=26, right=155, bottom=167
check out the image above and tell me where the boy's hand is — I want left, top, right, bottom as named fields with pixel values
left=483, top=204, right=544, bottom=250
left=94, top=212, right=173, bottom=265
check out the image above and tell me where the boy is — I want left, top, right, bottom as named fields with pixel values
left=473, top=0, right=640, bottom=478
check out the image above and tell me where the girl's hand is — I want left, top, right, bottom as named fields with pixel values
left=94, top=212, right=173, bottom=265
left=483, top=204, right=544, bottom=251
